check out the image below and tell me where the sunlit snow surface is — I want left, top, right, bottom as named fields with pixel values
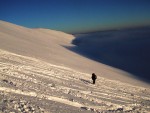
left=0, top=49, right=150, bottom=112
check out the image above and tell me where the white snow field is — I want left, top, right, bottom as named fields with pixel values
left=0, top=49, right=150, bottom=113
left=0, top=20, right=150, bottom=112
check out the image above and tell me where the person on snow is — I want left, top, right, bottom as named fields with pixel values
left=91, top=73, right=97, bottom=84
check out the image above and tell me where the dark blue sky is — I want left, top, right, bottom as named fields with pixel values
left=0, top=0, right=150, bottom=33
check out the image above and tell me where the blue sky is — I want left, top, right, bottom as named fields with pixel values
left=0, top=0, right=150, bottom=33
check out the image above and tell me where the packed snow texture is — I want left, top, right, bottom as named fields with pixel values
left=0, top=49, right=150, bottom=112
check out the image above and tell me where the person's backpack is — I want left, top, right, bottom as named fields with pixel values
left=92, top=73, right=97, bottom=80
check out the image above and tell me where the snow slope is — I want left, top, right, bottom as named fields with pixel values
left=0, top=20, right=150, bottom=112
left=0, top=20, right=149, bottom=88
left=0, top=49, right=150, bottom=112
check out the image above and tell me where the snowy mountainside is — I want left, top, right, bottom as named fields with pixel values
left=0, top=49, right=150, bottom=113
left=0, top=20, right=149, bottom=88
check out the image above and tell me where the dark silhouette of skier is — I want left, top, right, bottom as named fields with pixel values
left=91, top=73, right=97, bottom=84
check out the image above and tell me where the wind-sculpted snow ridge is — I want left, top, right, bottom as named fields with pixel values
left=0, top=49, right=150, bottom=113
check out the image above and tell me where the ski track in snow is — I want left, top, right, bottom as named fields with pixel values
left=0, top=49, right=150, bottom=113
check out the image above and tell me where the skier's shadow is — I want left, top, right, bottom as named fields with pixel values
left=80, top=78, right=91, bottom=84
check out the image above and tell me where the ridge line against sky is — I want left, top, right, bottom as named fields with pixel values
left=0, top=0, right=150, bottom=33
